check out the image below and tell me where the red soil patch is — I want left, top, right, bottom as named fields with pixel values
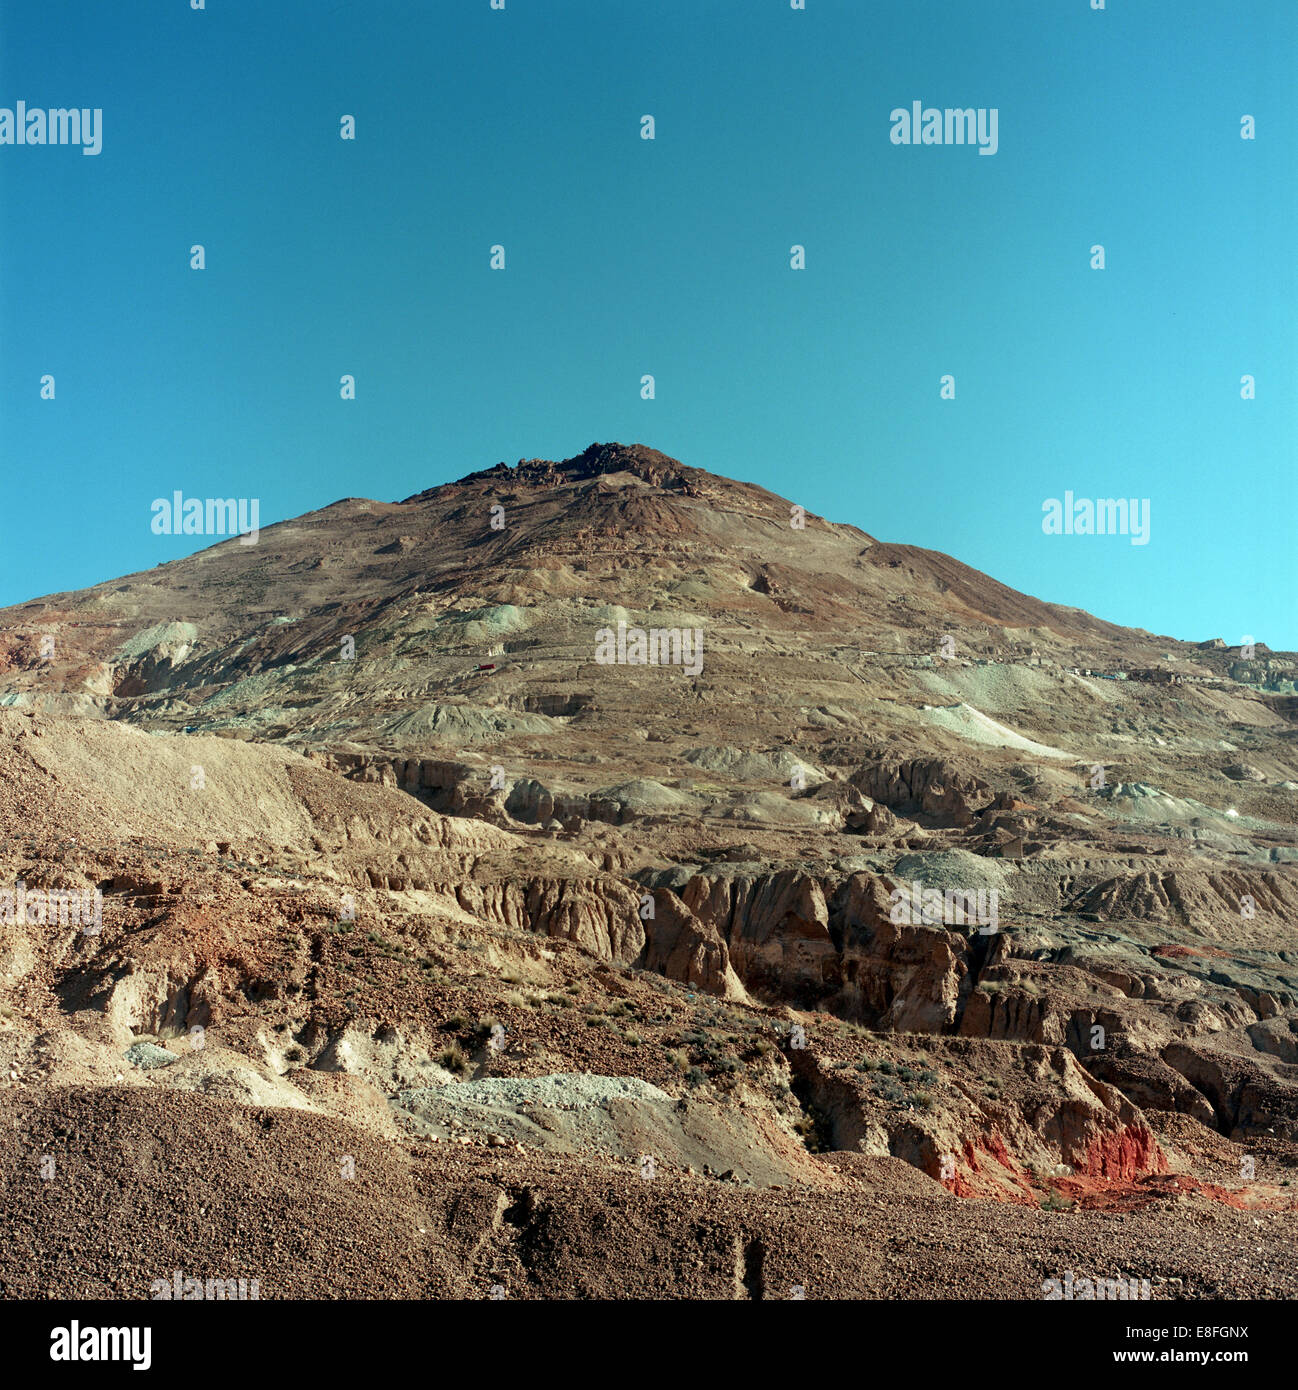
left=1054, top=1172, right=1298, bottom=1214
left=942, top=1134, right=1044, bottom=1204
left=1082, top=1123, right=1168, bottom=1180
left=942, top=1125, right=1178, bottom=1207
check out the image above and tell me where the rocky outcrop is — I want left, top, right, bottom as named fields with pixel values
left=1085, top=1048, right=1219, bottom=1128
left=1069, top=868, right=1298, bottom=931
left=958, top=984, right=1057, bottom=1044
left=630, top=867, right=973, bottom=1026
left=678, top=870, right=835, bottom=1003
left=637, top=889, right=747, bottom=1000
left=849, top=756, right=992, bottom=828
left=789, top=1038, right=1168, bottom=1199
left=799, top=780, right=913, bottom=839
left=448, top=878, right=646, bottom=964
left=411, top=871, right=743, bottom=997
left=322, top=754, right=681, bottom=830
left=832, top=874, right=970, bottom=1030
left=1161, top=1042, right=1298, bottom=1140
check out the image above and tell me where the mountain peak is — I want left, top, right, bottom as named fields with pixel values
left=448, top=442, right=700, bottom=493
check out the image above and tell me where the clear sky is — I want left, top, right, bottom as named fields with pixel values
left=2, top=0, right=1293, bottom=648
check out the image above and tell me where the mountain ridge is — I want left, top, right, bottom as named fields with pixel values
left=0, top=443, right=1253, bottom=656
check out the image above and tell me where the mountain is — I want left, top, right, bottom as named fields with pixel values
left=1, top=443, right=1296, bottom=1299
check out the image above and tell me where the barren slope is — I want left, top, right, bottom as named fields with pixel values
left=1, top=443, right=1295, bottom=1299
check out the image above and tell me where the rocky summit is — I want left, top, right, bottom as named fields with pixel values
left=1, top=442, right=1296, bottom=1300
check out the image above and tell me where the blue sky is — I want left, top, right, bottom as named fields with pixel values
left=2, top=0, right=1293, bottom=648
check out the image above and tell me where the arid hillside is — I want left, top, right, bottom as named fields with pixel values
left=1, top=443, right=1295, bottom=1299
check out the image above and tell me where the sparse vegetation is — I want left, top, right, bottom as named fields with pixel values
left=1040, top=1188, right=1076, bottom=1213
